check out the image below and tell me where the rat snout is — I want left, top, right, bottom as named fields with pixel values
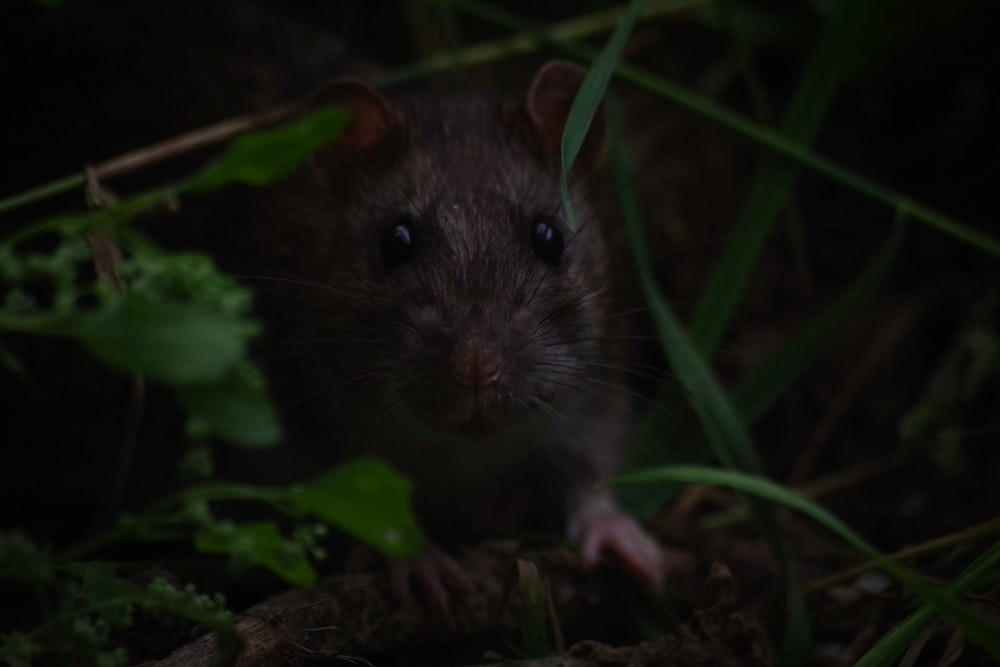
left=450, top=340, right=504, bottom=389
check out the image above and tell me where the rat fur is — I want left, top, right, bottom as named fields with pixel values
left=246, top=62, right=664, bottom=605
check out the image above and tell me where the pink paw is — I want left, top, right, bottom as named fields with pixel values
left=568, top=499, right=666, bottom=593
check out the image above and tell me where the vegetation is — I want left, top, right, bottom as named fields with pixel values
left=1, top=0, right=997, bottom=665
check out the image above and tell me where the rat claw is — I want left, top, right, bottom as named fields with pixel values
left=387, top=545, right=475, bottom=611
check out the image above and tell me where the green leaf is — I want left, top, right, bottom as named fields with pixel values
left=79, top=562, right=133, bottom=627
left=176, top=374, right=282, bottom=449
left=614, top=466, right=1000, bottom=661
left=514, top=559, right=555, bottom=658
left=293, top=459, right=424, bottom=559
left=0, top=531, right=52, bottom=587
left=77, top=299, right=249, bottom=384
left=184, top=107, right=351, bottom=193
left=558, top=0, right=646, bottom=231
left=194, top=521, right=317, bottom=587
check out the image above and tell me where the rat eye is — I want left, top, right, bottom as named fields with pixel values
left=381, top=220, right=413, bottom=267
left=531, top=216, right=564, bottom=266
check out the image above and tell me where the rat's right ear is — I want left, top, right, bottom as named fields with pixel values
left=526, top=61, right=607, bottom=174
left=307, top=80, right=394, bottom=184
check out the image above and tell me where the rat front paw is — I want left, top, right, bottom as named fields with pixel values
left=388, top=545, right=476, bottom=611
left=567, top=498, right=666, bottom=593
left=348, top=543, right=475, bottom=611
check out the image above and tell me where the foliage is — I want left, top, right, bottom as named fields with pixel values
left=2, top=0, right=998, bottom=665
left=0, top=105, right=420, bottom=664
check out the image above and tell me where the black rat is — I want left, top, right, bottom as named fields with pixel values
left=250, top=61, right=665, bottom=609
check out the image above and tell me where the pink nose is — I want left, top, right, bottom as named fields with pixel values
left=451, top=349, right=503, bottom=388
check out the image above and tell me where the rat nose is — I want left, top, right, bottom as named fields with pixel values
left=451, top=344, right=503, bottom=388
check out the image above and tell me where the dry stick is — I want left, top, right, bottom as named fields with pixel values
left=137, top=554, right=768, bottom=667
left=803, top=517, right=1000, bottom=595
left=83, top=166, right=148, bottom=520
left=134, top=548, right=604, bottom=667
left=702, top=453, right=906, bottom=532
left=789, top=296, right=927, bottom=484
left=92, top=104, right=297, bottom=181
left=0, top=104, right=297, bottom=215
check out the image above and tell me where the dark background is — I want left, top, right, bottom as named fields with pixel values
left=1, top=0, right=998, bottom=662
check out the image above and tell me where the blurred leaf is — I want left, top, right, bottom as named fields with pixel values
left=293, top=459, right=424, bottom=558
left=79, top=562, right=132, bottom=627
left=176, top=369, right=282, bottom=449
left=559, top=0, right=645, bottom=231
left=0, top=343, right=25, bottom=376
left=77, top=299, right=248, bottom=384
left=0, top=531, right=53, bottom=586
left=194, top=521, right=317, bottom=587
left=184, top=108, right=350, bottom=193
left=513, top=559, right=555, bottom=657
left=899, top=288, right=1000, bottom=444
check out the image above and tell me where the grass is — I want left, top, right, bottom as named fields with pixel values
left=1, top=1, right=998, bottom=665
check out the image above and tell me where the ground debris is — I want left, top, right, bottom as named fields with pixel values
left=135, top=550, right=768, bottom=667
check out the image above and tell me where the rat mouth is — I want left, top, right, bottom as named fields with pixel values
left=409, top=389, right=522, bottom=440
left=440, top=414, right=504, bottom=440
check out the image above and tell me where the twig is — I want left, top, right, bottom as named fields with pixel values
left=0, top=104, right=296, bottom=216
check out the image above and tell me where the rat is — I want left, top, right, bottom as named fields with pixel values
left=250, top=61, right=665, bottom=609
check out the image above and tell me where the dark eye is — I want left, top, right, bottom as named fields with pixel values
left=381, top=221, right=413, bottom=267
left=531, top=216, right=564, bottom=266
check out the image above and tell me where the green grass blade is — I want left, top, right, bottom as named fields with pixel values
left=443, top=2, right=1000, bottom=261
left=399, top=0, right=703, bottom=89
left=0, top=173, right=85, bottom=217
left=558, top=0, right=646, bottom=232
left=690, top=0, right=878, bottom=351
left=733, top=220, right=905, bottom=424
left=855, top=537, right=1000, bottom=666
left=614, top=465, right=1000, bottom=660
left=610, top=101, right=811, bottom=664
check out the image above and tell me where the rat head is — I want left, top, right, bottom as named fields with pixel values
left=298, top=62, right=616, bottom=441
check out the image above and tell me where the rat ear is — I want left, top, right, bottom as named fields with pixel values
left=307, top=80, right=394, bottom=184
left=525, top=61, right=607, bottom=173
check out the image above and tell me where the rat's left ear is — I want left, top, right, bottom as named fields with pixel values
left=525, top=61, right=608, bottom=174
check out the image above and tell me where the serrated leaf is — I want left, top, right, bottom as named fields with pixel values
left=80, top=562, right=133, bottom=627
left=184, top=107, right=351, bottom=193
left=176, top=375, right=282, bottom=449
left=194, top=521, right=317, bottom=587
left=77, top=299, right=249, bottom=384
left=293, top=459, right=423, bottom=558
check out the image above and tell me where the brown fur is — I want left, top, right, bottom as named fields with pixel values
left=246, top=63, right=637, bottom=542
